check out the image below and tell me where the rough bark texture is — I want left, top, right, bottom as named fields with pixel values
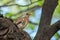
left=34, top=0, right=58, bottom=40
left=0, top=17, right=31, bottom=40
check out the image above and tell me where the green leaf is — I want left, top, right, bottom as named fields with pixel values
left=54, top=33, right=59, bottom=38
left=5, top=13, right=14, bottom=18
left=38, top=0, right=44, bottom=6
left=27, top=23, right=35, bottom=30
left=53, top=0, right=60, bottom=19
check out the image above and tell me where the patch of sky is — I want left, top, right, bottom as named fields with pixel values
left=57, top=30, right=60, bottom=35
left=24, top=25, right=38, bottom=39
left=29, top=8, right=42, bottom=23
left=34, top=8, right=42, bottom=20
left=15, top=0, right=31, bottom=5
left=1, top=7, right=10, bottom=15
left=51, top=36, right=57, bottom=40
left=51, top=17, right=60, bottom=24
left=29, top=17, right=36, bottom=23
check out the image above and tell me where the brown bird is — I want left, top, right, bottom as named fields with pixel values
left=14, top=13, right=32, bottom=30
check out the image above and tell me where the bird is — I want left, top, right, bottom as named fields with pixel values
left=14, top=13, right=32, bottom=30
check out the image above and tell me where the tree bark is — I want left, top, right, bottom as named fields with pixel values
left=34, top=0, right=58, bottom=40
left=0, top=17, right=31, bottom=40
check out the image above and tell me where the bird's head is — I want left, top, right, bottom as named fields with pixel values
left=26, top=12, right=32, bottom=17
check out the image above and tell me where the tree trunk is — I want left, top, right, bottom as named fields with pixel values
left=34, top=0, right=58, bottom=40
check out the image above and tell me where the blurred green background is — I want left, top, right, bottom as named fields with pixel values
left=0, top=0, right=60, bottom=40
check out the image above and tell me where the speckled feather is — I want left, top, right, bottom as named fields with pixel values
left=14, top=13, right=32, bottom=30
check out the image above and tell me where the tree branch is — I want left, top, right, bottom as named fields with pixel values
left=0, top=0, right=40, bottom=7
left=0, top=0, right=15, bottom=7
left=3, top=0, right=15, bottom=5
left=34, top=0, right=58, bottom=40
left=29, top=21, right=38, bottom=25
left=0, top=17, right=31, bottom=40
left=13, top=5, right=41, bottom=16
left=34, top=20, right=60, bottom=40
left=46, top=20, right=60, bottom=39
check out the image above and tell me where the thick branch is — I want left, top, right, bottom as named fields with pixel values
left=34, top=0, right=58, bottom=40
left=34, top=20, right=60, bottom=40
left=0, top=17, right=31, bottom=40
left=47, top=20, right=60, bottom=39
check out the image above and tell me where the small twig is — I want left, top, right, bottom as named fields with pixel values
left=3, top=0, right=15, bottom=5
left=13, top=5, right=41, bottom=16
left=0, top=0, right=15, bottom=7
left=29, top=21, right=38, bottom=25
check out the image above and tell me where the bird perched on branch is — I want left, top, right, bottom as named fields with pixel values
left=14, top=13, right=32, bottom=30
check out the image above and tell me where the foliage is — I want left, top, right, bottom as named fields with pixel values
left=38, top=0, right=44, bottom=6
left=53, top=0, right=60, bottom=19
